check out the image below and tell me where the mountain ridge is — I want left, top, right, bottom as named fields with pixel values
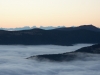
left=53, top=25, right=100, bottom=32
left=0, top=25, right=100, bottom=45
left=0, top=25, right=100, bottom=31
left=27, top=44, right=100, bottom=61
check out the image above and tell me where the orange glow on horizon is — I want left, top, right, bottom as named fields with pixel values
left=0, top=0, right=100, bottom=28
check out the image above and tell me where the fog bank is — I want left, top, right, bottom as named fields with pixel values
left=0, top=44, right=99, bottom=75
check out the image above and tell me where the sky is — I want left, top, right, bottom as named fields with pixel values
left=0, top=0, right=100, bottom=28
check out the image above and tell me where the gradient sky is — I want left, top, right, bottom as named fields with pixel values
left=0, top=0, right=100, bottom=28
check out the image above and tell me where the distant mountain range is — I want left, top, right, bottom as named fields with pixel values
left=1, top=24, right=99, bottom=31
left=0, top=26, right=65, bottom=31
left=0, top=25, right=100, bottom=45
left=53, top=25, right=100, bottom=32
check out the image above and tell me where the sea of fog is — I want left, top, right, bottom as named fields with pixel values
left=0, top=44, right=100, bottom=75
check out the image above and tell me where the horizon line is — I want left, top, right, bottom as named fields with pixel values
left=0, top=24, right=99, bottom=29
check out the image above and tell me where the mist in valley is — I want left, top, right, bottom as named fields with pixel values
left=0, top=44, right=99, bottom=75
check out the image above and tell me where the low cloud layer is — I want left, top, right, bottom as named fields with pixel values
left=0, top=44, right=99, bottom=75
left=0, top=26, right=65, bottom=31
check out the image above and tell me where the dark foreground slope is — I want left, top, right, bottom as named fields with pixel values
left=27, top=44, right=100, bottom=61
left=0, top=25, right=100, bottom=45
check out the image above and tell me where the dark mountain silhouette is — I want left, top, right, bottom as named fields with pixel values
left=0, top=25, right=100, bottom=45
left=75, top=43, right=100, bottom=54
left=27, top=44, right=100, bottom=61
left=54, top=25, right=100, bottom=32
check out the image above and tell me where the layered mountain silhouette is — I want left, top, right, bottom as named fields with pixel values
left=54, top=25, right=100, bottom=32
left=27, top=44, right=100, bottom=61
left=0, top=25, right=100, bottom=45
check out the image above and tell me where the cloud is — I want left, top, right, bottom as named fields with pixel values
left=0, top=44, right=99, bottom=75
